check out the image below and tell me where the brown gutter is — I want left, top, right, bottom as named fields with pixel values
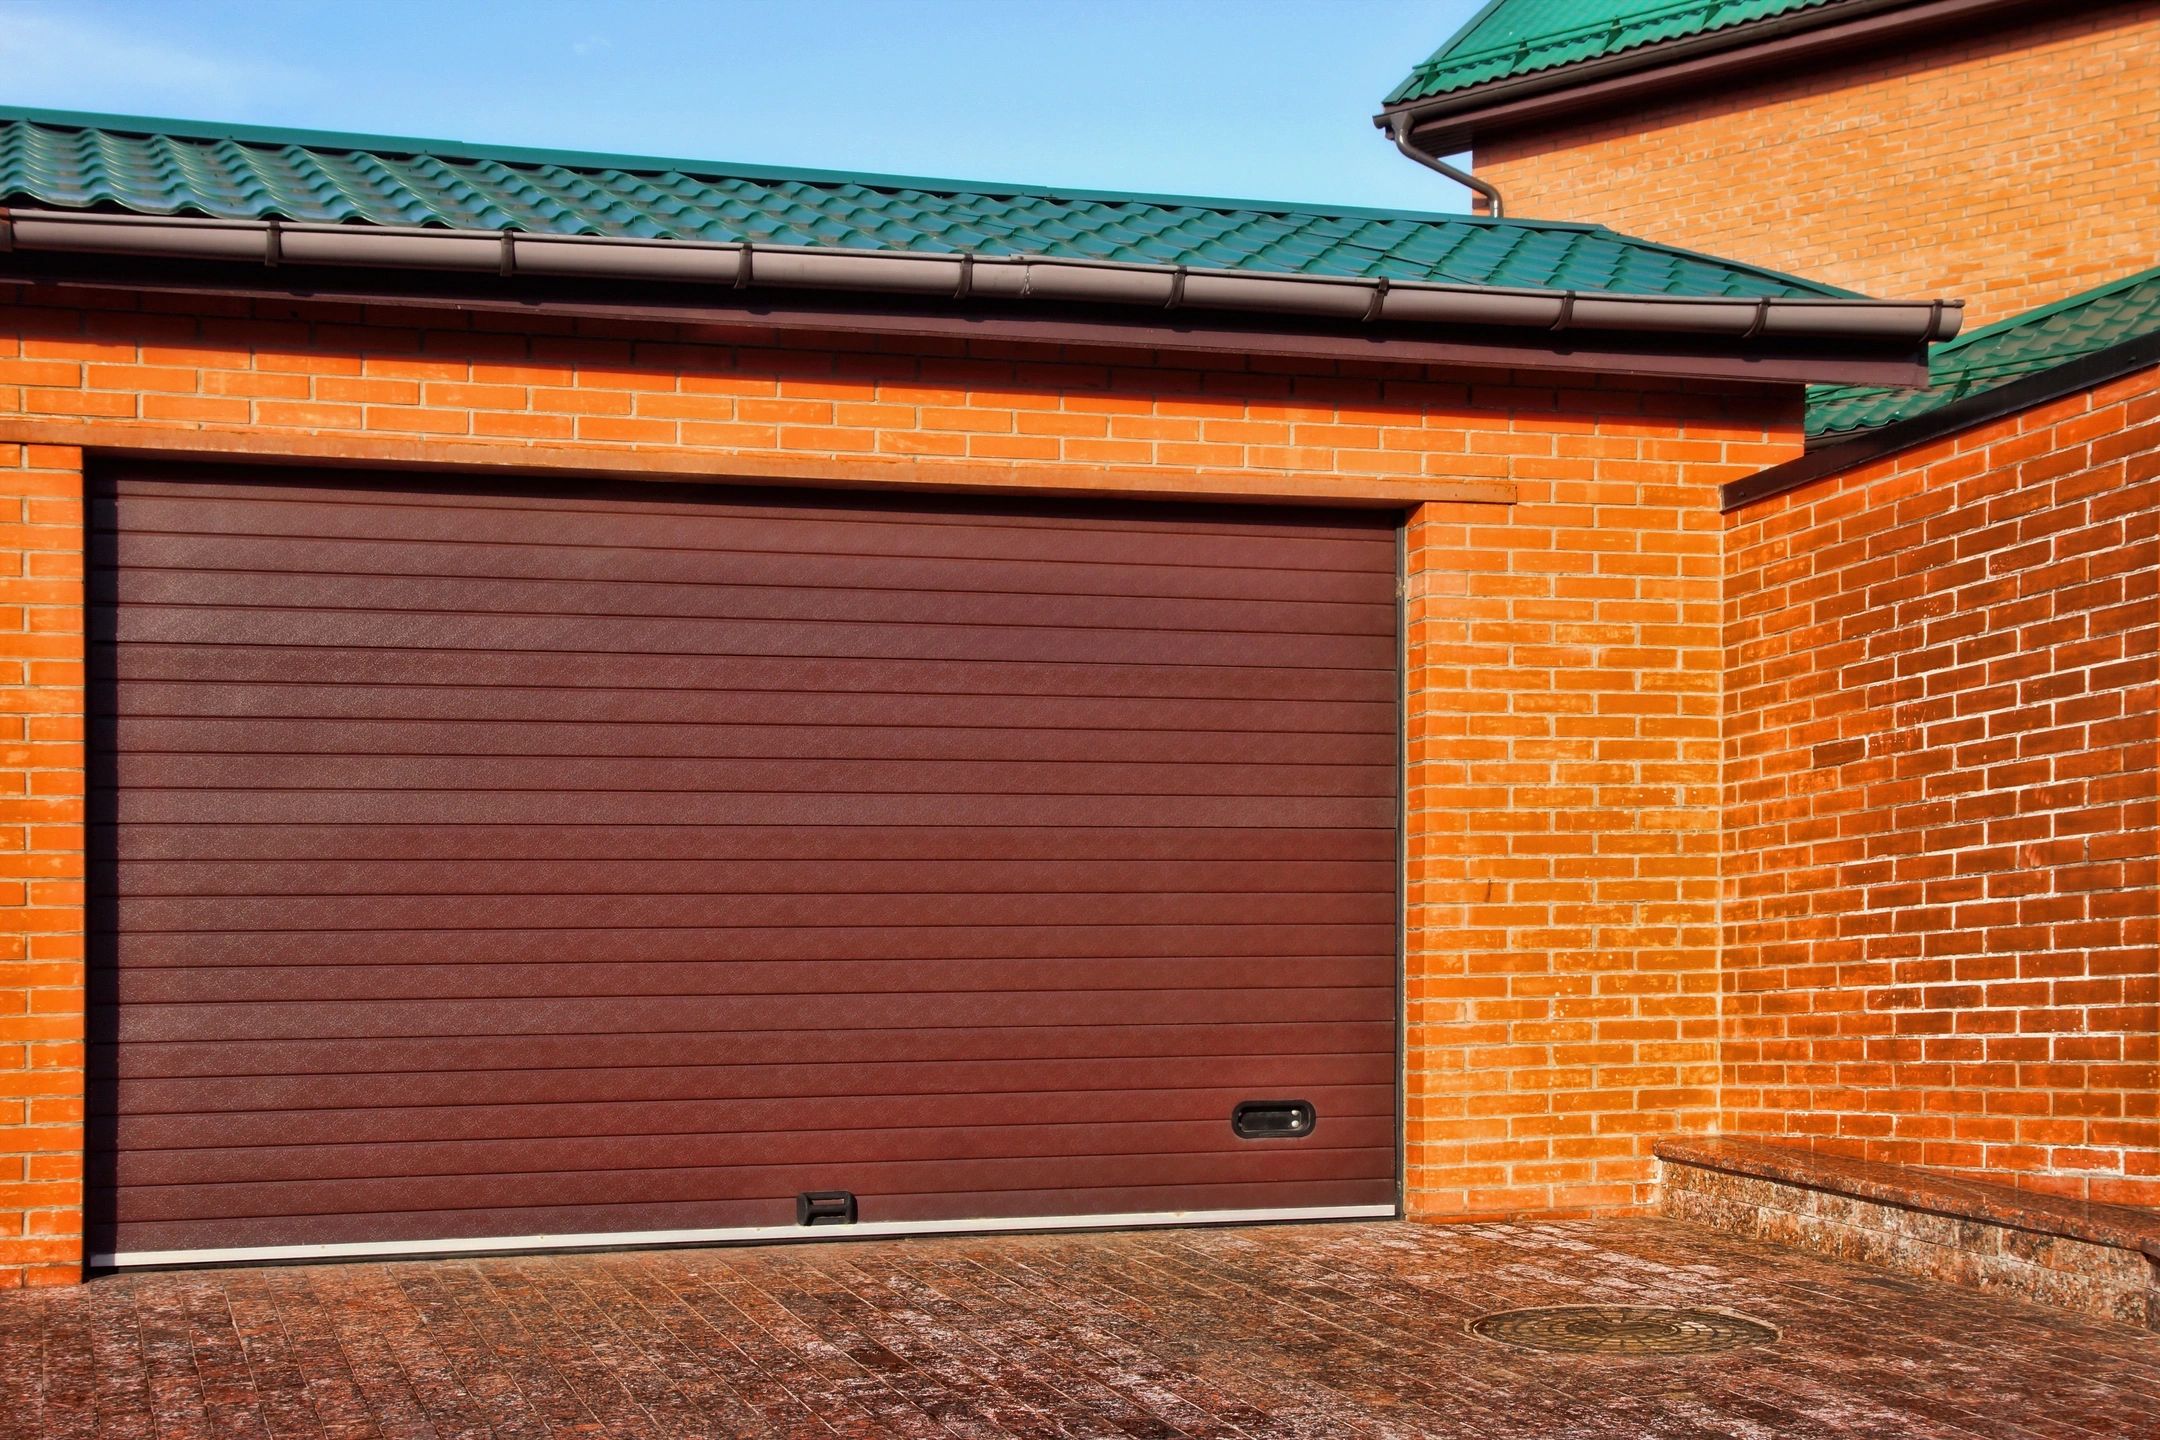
left=0, top=248, right=1938, bottom=387
left=1376, top=0, right=2050, bottom=154
left=0, top=207, right=1961, bottom=351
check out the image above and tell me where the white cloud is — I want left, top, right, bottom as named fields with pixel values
left=0, top=8, right=314, bottom=114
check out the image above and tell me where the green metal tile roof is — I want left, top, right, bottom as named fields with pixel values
left=1807, top=264, right=2160, bottom=441
left=1387, top=0, right=1841, bottom=105
left=0, top=106, right=1854, bottom=302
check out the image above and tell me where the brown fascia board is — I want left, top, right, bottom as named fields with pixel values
left=0, top=228, right=1936, bottom=389
left=1379, top=0, right=2054, bottom=154
left=1722, top=330, right=2160, bottom=511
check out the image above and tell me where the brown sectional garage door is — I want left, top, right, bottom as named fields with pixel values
left=87, top=463, right=1401, bottom=1263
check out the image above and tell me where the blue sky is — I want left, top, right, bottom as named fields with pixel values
left=1, top=0, right=1483, bottom=210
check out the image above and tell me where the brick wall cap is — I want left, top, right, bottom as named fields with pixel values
left=1658, top=1137, right=2160, bottom=1254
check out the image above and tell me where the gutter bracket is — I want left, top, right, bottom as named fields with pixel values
left=954, top=251, right=973, bottom=301
left=499, top=231, right=517, bottom=278
left=1550, top=291, right=1576, bottom=333
left=1743, top=297, right=1770, bottom=340
left=264, top=218, right=282, bottom=269
left=734, top=241, right=753, bottom=290
left=1165, top=266, right=1187, bottom=310
left=0, top=208, right=12, bottom=254
left=1362, top=275, right=1390, bottom=323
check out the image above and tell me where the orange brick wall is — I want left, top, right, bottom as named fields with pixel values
left=1405, top=398, right=1797, bottom=1216
left=1474, top=5, right=2160, bottom=326
left=0, top=281, right=1802, bottom=1281
left=1722, top=365, right=2160, bottom=1207
left=0, top=441, right=86, bottom=1289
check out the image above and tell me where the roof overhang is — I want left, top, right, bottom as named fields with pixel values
left=1377, top=0, right=2053, bottom=155
left=0, top=208, right=1952, bottom=387
left=1725, top=329, right=2160, bottom=510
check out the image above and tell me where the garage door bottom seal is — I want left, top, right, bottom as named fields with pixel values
left=95, top=1203, right=1399, bottom=1269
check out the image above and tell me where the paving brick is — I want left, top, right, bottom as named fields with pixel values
left=3, top=1220, right=2157, bottom=1439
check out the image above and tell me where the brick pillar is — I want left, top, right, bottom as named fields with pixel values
left=1402, top=392, right=1790, bottom=1216
left=0, top=443, right=87, bottom=1287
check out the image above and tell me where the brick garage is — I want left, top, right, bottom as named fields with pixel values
left=0, top=201, right=1864, bottom=1282
left=5, top=79, right=2146, bottom=1294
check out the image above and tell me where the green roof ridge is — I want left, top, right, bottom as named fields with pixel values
left=1402, top=0, right=1751, bottom=87
left=1386, top=0, right=1839, bottom=106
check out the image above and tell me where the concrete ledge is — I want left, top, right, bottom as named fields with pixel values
left=1656, top=1137, right=2160, bottom=1332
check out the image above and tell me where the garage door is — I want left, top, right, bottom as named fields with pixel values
left=87, top=463, right=1402, bottom=1265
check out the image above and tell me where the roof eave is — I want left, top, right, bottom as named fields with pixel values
left=1725, top=329, right=2160, bottom=511
left=0, top=207, right=1955, bottom=387
left=1377, top=0, right=2047, bottom=153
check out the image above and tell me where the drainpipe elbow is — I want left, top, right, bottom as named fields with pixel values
left=1385, top=115, right=1505, bottom=220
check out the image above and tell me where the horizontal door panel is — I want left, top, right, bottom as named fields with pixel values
left=99, top=953, right=1396, bottom=1004
left=98, top=856, right=1394, bottom=900
left=98, top=683, right=1396, bottom=733
left=106, top=473, right=1396, bottom=542
left=104, top=1052, right=1399, bottom=1115
left=102, top=922, right=1396, bottom=968
left=103, top=531, right=1396, bottom=603
left=105, top=1085, right=1395, bottom=1150
left=96, top=1021, right=1398, bottom=1079
left=100, top=890, right=1397, bottom=935
left=110, top=1147, right=1403, bottom=1224
left=106, top=1116, right=1401, bottom=1188
left=104, top=752, right=1396, bottom=799
left=98, top=490, right=1395, bottom=574
left=106, top=605, right=1397, bottom=672
left=94, top=645, right=1398, bottom=702
left=96, top=717, right=1397, bottom=766
left=99, top=790, right=1398, bottom=828
left=109, top=985, right=1397, bottom=1043
left=99, top=823, right=1397, bottom=865
left=96, top=567, right=1392, bottom=638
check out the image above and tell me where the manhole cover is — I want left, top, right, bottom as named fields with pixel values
left=1467, top=1305, right=1777, bottom=1356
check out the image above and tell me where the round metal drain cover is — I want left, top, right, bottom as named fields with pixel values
left=1468, top=1305, right=1777, bottom=1356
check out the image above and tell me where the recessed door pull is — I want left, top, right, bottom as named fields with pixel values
left=1232, top=1101, right=1317, bottom=1139
left=797, top=1191, right=857, bottom=1225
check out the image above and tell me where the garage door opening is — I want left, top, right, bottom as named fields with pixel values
left=86, top=463, right=1403, bottom=1266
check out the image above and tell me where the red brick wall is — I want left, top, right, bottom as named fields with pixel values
left=1475, top=5, right=2160, bottom=327
left=1722, top=365, right=2160, bottom=1207
left=0, top=281, right=1801, bottom=1281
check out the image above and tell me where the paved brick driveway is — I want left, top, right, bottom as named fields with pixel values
left=3, top=1218, right=2155, bottom=1439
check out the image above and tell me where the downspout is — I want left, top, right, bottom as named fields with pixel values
left=1386, top=113, right=1506, bottom=220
